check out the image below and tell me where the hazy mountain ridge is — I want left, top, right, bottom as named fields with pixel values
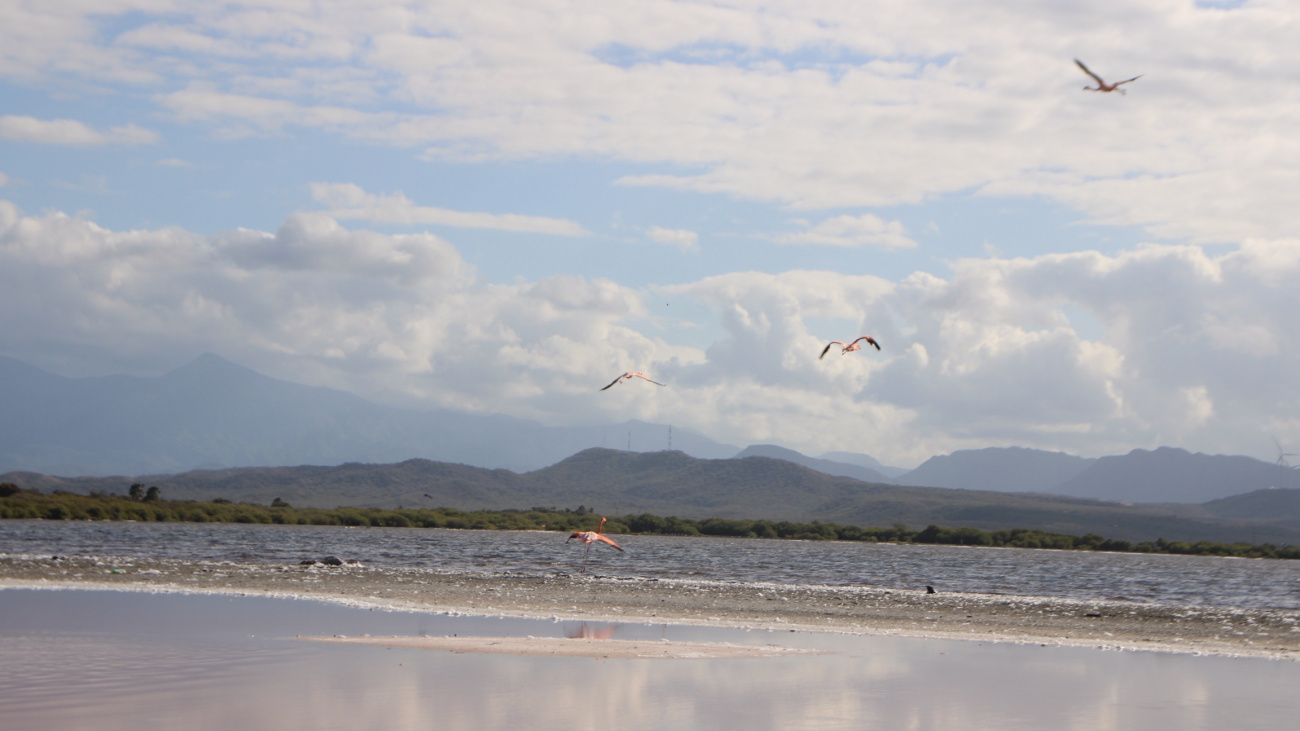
left=2, top=353, right=1292, bottom=506
left=734, top=444, right=892, bottom=483
left=895, top=445, right=1293, bottom=504
left=7, top=448, right=1298, bottom=546
left=898, top=447, right=1095, bottom=493
left=0, top=353, right=738, bottom=476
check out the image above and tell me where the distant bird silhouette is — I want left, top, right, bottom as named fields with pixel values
left=1075, top=59, right=1141, bottom=95
left=819, top=336, right=880, bottom=360
left=926, top=585, right=936, bottom=594
left=600, top=371, right=666, bottom=391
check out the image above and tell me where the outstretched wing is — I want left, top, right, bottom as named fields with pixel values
left=592, top=533, right=624, bottom=552
left=1115, top=74, right=1142, bottom=86
left=600, top=373, right=628, bottom=391
left=818, top=341, right=841, bottom=360
left=632, top=373, right=666, bottom=387
left=851, top=336, right=881, bottom=351
left=1074, top=59, right=1104, bottom=84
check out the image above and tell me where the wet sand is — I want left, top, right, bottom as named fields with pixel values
left=3, top=554, right=1298, bottom=660
left=307, top=634, right=821, bottom=659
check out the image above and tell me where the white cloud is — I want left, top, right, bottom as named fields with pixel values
left=4, top=198, right=1300, bottom=464
left=646, top=226, right=698, bottom=252
left=8, top=3, right=1300, bottom=245
left=0, top=116, right=158, bottom=146
left=0, top=171, right=8, bottom=186
left=776, top=214, right=917, bottom=249
left=311, top=183, right=587, bottom=235
left=7, top=2, right=1300, bottom=464
left=0, top=199, right=674, bottom=421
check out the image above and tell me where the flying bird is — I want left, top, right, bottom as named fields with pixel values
left=1074, top=59, right=1141, bottom=95
left=567, top=516, right=624, bottom=573
left=600, top=371, right=666, bottom=391
left=819, top=336, right=881, bottom=360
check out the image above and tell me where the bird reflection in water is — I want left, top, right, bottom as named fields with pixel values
left=567, top=622, right=617, bottom=640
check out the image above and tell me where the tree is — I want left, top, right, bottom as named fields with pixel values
left=144, top=486, right=160, bottom=502
left=128, top=483, right=144, bottom=501
left=271, top=497, right=290, bottom=508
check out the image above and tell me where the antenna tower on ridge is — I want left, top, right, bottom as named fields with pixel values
left=1275, top=437, right=1297, bottom=489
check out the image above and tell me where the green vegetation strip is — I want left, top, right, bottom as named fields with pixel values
left=2, top=481, right=1296, bottom=559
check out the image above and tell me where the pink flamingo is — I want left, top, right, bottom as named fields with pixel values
left=568, top=622, right=616, bottom=639
left=566, top=516, right=624, bottom=572
left=600, top=371, right=665, bottom=391
left=1075, top=59, right=1141, bottom=95
left=819, top=336, right=880, bottom=360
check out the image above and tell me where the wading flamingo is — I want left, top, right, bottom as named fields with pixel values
left=819, top=336, right=880, bottom=360
left=567, top=516, right=624, bottom=572
left=600, top=371, right=666, bottom=391
left=1074, top=59, right=1141, bottom=95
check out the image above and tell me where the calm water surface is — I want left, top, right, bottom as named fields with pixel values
left=1, top=589, right=1297, bottom=731
left=4, top=521, right=1300, bottom=731
left=4, top=519, right=1300, bottom=610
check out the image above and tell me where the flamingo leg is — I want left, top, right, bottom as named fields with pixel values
left=580, top=542, right=592, bottom=573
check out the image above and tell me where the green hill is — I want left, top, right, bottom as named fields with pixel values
left=6, top=448, right=1298, bottom=545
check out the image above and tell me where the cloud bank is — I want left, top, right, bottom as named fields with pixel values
left=4, top=199, right=1298, bottom=465
left=6, top=2, right=1299, bottom=243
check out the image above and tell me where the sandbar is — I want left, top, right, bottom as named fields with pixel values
left=3, top=554, right=1298, bottom=660
left=305, top=634, right=819, bottom=658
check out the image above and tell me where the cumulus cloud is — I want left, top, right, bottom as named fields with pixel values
left=654, top=241, right=1300, bottom=463
left=0, top=199, right=678, bottom=422
left=0, top=116, right=158, bottom=146
left=776, top=214, right=917, bottom=249
left=4, top=198, right=1300, bottom=464
left=311, top=183, right=587, bottom=235
left=646, top=226, right=699, bottom=252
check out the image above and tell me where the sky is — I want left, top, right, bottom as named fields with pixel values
left=2, top=0, right=1298, bottom=468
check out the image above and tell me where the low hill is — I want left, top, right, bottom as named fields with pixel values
left=8, top=448, right=1298, bottom=546
left=1203, top=489, right=1300, bottom=521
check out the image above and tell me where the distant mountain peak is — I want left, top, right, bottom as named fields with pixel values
left=734, top=444, right=892, bottom=485
left=169, top=352, right=257, bottom=377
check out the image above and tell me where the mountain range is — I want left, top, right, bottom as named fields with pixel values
left=8, top=448, right=1300, bottom=546
left=0, top=353, right=735, bottom=476
left=2, top=353, right=1296, bottom=506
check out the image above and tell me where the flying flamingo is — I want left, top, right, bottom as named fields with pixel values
left=1074, top=59, right=1141, bottom=95
left=819, top=336, right=880, bottom=360
left=566, top=516, right=624, bottom=572
left=600, top=371, right=666, bottom=391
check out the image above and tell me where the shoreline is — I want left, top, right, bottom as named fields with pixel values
left=3, top=554, right=1299, bottom=661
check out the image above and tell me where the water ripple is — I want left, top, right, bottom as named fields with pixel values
left=3, top=520, right=1299, bottom=611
